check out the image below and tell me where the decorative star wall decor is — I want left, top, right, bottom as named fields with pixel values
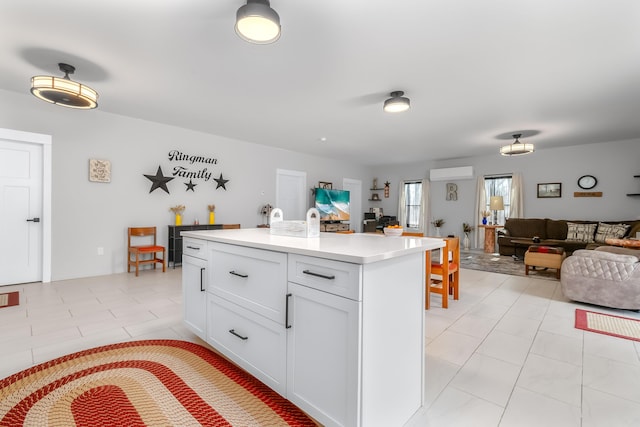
left=144, top=166, right=174, bottom=194
left=214, top=173, right=229, bottom=190
left=185, top=180, right=197, bottom=192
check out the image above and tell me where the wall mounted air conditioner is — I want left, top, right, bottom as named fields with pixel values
left=429, top=166, right=474, bottom=181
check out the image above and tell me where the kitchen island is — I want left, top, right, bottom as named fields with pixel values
left=181, top=228, right=444, bottom=427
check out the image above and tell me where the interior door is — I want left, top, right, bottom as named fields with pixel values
left=276, top=169, right=307, bottom=220
left=343, top=178, right=362, bottom=233
left=0, top=140, right=43, bottom=285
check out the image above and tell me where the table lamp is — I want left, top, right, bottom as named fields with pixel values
left=489, top=196, right=504, bottom=225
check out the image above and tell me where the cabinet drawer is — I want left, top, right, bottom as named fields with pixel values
left=288, top=254, right=362, bottom=301
left=207, top=294, right=286, bottom=395
left=209, top=242, right=287, bottom=323
left=183, top=237, right=206, bottom=259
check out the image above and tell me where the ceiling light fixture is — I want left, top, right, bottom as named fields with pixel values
left=500, top=133, right=535, bottom=156
left=383, top=91, right=410, bottom=113
left=235, top=0, right=281, bottom=44
left=31, top=63, right=98, bottom=109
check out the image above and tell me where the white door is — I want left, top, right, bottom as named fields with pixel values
left=343, top=178, right=362, bottom=233
left=0, top=140, right=43, bottom=285
left=276, top=169, right=307, bottom=220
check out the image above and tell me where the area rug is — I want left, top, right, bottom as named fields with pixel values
left=459, top=250, right=558, bottom=281
left=575, top=309, right=640, bottom=342
left=0, top=339, right=317, bottom=426
left=0, top=291, right=19, bottom=309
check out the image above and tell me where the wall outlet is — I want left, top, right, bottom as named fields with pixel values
left=97, top=247, right=104, bottom=255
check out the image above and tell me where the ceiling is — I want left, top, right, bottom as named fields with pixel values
left=2, top=0, right=640, bottom=166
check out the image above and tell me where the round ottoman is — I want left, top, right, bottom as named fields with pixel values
left=524, top=246, right=566, bottom=279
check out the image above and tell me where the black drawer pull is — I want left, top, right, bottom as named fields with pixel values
left=229, top=270, right=248, bottom=278
left=285, top=293, right=292, bottom=329
left=200, top=267, right=205, bottom=292
left=302, top=269, right=335, bottom=280
left=229, top=329, right=248, bottom=340
left=186, top=246, right=200, bottom=250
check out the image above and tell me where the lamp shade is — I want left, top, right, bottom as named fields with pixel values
left=489, top=196, right=504, bottom=210
left=235, top=0, right=281, bottom=44
left=383, top=91, right=410, bottom=113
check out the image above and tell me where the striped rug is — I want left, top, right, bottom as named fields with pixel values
left=575, top=309, right=640, bottom=342
left=0, top=340, right=317, bottom=426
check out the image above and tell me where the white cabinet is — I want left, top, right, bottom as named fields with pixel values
left=286, top=281, right=361, bottom=427
left=182, top=238, right=208, bottom=339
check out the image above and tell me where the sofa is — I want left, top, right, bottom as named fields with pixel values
left=560, top=246, right=640, bottom=310
left=497, top=218, right=640, bottom=258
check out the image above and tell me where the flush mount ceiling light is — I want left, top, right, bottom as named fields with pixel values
left=500, top=133, right=535, bottom=156
left=235, top=0, right=281, bottom=44
left=31, top=63, right=98, bottom=109
left=383, top=91, right=410, bottom=113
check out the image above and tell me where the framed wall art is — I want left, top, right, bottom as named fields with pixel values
left=537, top=182, right=561, bottom=198
left=318, top=181, right=332, bottom=189
left=89, top=159, right=111, bottom=183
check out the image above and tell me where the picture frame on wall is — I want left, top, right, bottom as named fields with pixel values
left=537, top=182, right=561, bottom=198
left=89, top=158, right=111, bottom=183
left=318, top=181, right=332, bottom=189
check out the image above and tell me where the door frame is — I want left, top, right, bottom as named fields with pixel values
left=0, top=128, right=52, bottom=283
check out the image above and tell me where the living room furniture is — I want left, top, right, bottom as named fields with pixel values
left=127, top=226, right=166, bottom=277
left=497, top=218, right=640, bottom=258
left=479, top=224, right=502, bottom=253
left=168, top=224, right=240, bottom=267
left=605, top=238, right=640, bottom=249
left=181, top=228, right=444, bottom=427
left=524, top=246, right=566, bottom=279
left=430, top=236, right=460, bottom=309
left=560, top=246, right=640, bottom=310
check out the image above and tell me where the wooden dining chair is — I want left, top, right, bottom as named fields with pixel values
left=127, top=227, right=166, bottom=276
left=429, top=236, right=460, bottom=308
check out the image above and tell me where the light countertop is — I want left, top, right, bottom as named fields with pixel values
left=181, top=228, right=445, bottom=264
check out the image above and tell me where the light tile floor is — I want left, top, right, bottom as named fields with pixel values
left=2, top=267, right=640, bottom=426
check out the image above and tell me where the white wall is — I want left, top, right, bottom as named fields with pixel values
left=0, top=89, right=369, bottom=280
left=370, top=139, right=640, bottom=243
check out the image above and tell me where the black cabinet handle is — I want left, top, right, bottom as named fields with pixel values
left=26, top=218, right=40, bottom=223
left=302, top=269, right=335, bottom=280
left=229, top=270, right=248, bottom=278
left=186, top=246, right=200, bottom=250
left=200, top=267, right=205, bottom=292
left=229, top=329, right=248, bottom=340
left=285, top=293, right=292, bottom=329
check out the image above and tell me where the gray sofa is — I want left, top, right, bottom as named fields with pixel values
left=497, top=218, right=640, bottom=258
left=560, top=246, right=640, bottom=310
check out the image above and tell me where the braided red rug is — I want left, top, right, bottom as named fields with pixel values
left=0, top=340, right=317, bottom=426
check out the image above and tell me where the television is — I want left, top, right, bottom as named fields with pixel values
left=315, top=188, right=350, bottom=222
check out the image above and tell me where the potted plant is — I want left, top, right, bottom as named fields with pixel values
left=431, top=219, right=445, bottom=237
left=481, top=210, right=491, bottom=225
left=462, top=223, right=474, bottom=250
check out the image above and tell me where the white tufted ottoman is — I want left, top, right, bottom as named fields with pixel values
left=524, top=245, right=566, bottom=279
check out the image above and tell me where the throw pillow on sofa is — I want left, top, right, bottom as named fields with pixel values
left=566, top=222, right=597, bottom=242
left=594, top=222, right=630, bottom=243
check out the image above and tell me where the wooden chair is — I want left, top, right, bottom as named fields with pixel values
left=127, top=227, right=166, bottom=276
left=429, top=237, right=460, bottom=309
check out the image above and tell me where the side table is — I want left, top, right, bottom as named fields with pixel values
left=479, top=224, right=502, bottom=253
left=168, top=224, right=240, bottom=267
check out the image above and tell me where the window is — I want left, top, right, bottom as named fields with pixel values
left=404, top=181, right=422, bottom=228
left=485, top=175, right=512, bottom=224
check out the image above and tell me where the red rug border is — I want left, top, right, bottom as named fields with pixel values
left=575, top=309, right=640, bottom=342
left=0, top=291, right=19, bottom=308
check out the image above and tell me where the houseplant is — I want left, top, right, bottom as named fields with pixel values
left=432, top=219, right=445, bottom=237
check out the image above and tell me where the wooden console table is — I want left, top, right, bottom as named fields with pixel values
left=479, top=224, right=502, bottom=253
left=168, top=224, right=240, bottom=267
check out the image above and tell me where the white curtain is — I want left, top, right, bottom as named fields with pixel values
left=474, top=176, right=486, bottom=249
left=509, top=172, right=524, bottom=218
left=397, top=179, right=430, bottom=235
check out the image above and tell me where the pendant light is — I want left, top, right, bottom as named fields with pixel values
left=383, top=91, right=410, bottom=113
left=500, top=133, right=534, bottom=156
left=31, top=63, right=98, bottom=109
left=235, top=0, right=281, bottom=44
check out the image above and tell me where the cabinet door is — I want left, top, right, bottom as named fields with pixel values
left=182, top=254, right=207, bottom=339
left=286, top=282, right=361, bottom=427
